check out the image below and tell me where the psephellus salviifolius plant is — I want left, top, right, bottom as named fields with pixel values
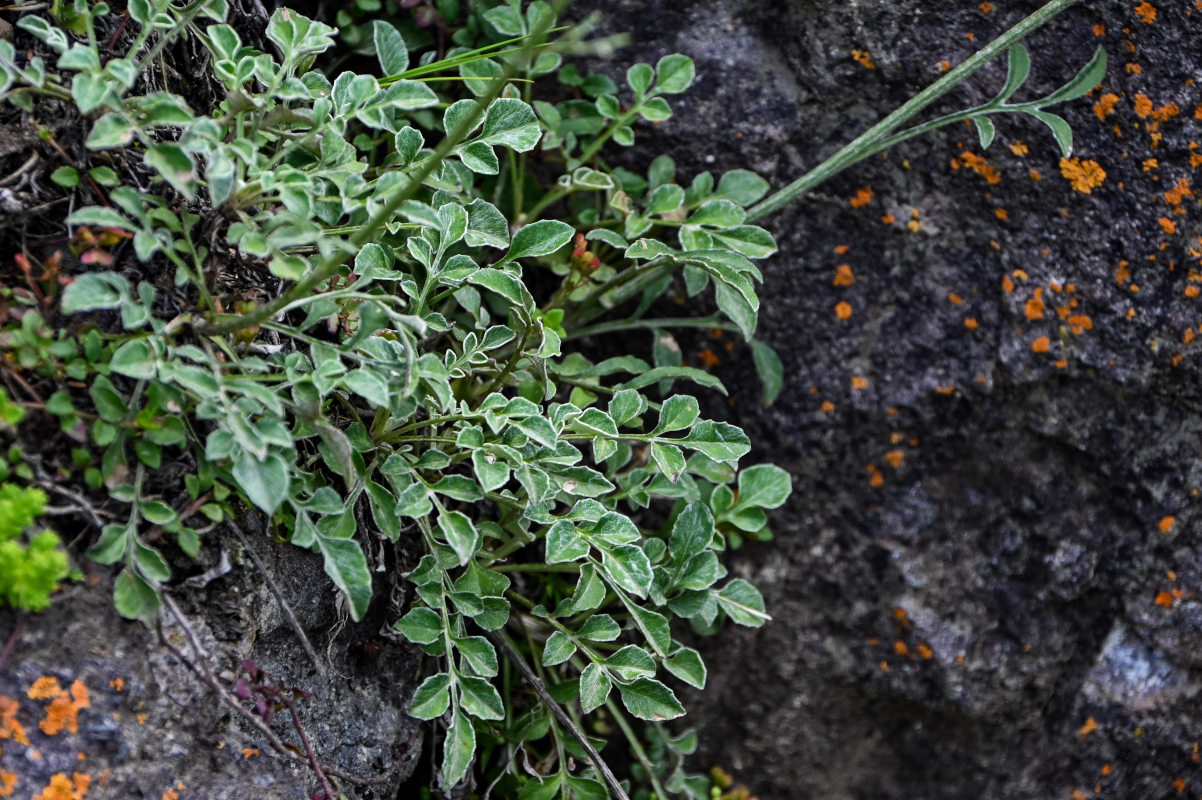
left=0, top=0, right=1104, bottom=796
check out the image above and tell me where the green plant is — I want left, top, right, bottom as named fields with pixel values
left=0, top=484, right=74, bottom=610
left=0, top=0, right=1104, bottom=796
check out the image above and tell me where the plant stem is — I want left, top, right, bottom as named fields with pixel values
left=566, top=315, right=736, bottom=341
left=746, top=0, right=1079, bottom=222
left=603, top=697, right=670, bottom=800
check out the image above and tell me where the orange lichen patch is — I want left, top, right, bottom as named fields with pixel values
left=162, top=791, right=179, bottom=800
left=1142, top=158, right=1159, bottom=172
left=894, top=641, right=910, bottom=656
left=907, top=218, right=923, bottom=233
left=28, top=678, right=63, bottom=701
left=1159, top=515, right=1176, bottom=532
left=1134, top=1, right=1157, bottom=23
left=1102, top=764, right=1113, bottom=776
left=852, top=49, right=875, bottom=69
left=1029, top=168, right=1042, bottom=181
left=32, top=772, right=89, bottom=800
left=1002, top=274, right=1016, bottom=293
left=0, top=697, right=29, bottom=746
left=1007, top=142, right=1028, bottom=158
left=957, top=151, right=1002, bottom=185
left=1079, top=717, right=1099, bottom=737
left=820, top=400, right=835, bottom=413
left=1155, top=590, right=1175, bottom=607
left=1031, top=336, right=1051, bottom=353
left=885, top=450, right=905, bottom=469
left=1158, top=218, right=1177, bottom=235
left=851, top=376, right=868, bottom=390
left=948, top=292, right=964, bottom=305
left=964, top=317, right=979, bottom=330
left=867, top=464, right=884, bottom=488
left=978, top=1, right=994, bottom=11
left=1163, top=179, right=1192, bottom=206
left=879, top=661, right=890, bottom=671
left=893, top=607, right=909, bottom=626
left=917, top=643, right=933, bottom=659
left=1025, top=287, right=1047, bottom=320
left=1172, top=778, right=1185, bottom=792
left=1093, top=93, right=1121, bottom=119
left=1134, top=93, right=1154, bottom=118
left=882, top=212, right=895, bottom=225
left=696, top=349, right=721, bottom=369
left=835, top=244, right=850, bottom=256
left=1093, top=23, right=1107, bottom=36
left=0, top=770, right=15, bottom=797
left=1068, top=315, right=1093, bottom=333
left=934, top=385, right=956, bottom=396
left=1060, top=157, right=1106, bottom=193
left=939, top=59, right=951, bottom=72
left=1127, top=63, right=1143, bottom=75
left=1116, top=261, right=1132, bottom=284
left=833, top=264, right=855, bottom=286
left=835, top=301, right=853, bottom=320
left=1070, top=790, right=1088, bottom=800
left=995, top=208, right=1009, bottom=220
left=849, top=186, right=874, bottom=208
left=241, top=748, right=260, bottom=759
left=38, top=681, right=88, bottom=737
left=108, top=678, right=124, bottom=692
left=1186, top=286, right=1200, bottom=299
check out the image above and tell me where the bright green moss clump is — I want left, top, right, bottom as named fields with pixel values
left=0, top=484, right=71, bottom=611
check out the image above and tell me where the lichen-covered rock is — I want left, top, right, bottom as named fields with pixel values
left=576, top=1, right=1202, bottom=797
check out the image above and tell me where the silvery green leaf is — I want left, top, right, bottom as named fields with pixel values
left=457, top=141, right=499, bottom=174
left=409, top=672, right=452, bottom=719
left=669, top=502, right=713, bottom=562
left=57, top=44, right=99, bottom=71
left=654, top=54, right=695, bottom=94
left=586, top=229, right=629, bottom=249
left=541, top=631, right=576, bottom=666
left=605, top=645, right=656, bottom=680
left=715, top=169, right=770, bottom=206
left=61, top=272, right=129, bottom=313
left=715, top=578, right=770, bottom=626
left=372, top=20, right=408, bottom=75
left=438, top=203, right=468, bottom=247
left=638, top=97, right=672, bottom=122
left=456, top=636, right=498, bottom=677
left=483, top=3, right=523, bottom=35
left=689, top=199, right=746, bottom=227
left=394, top=126, right=424, bottom=167
left=678, top=421, right=750, bottom=463
left=396, top=482, right=433, bottom=518
left=992, top=43, right=1031, bottom=105
left=973, top=116, right=996, bottom=150
left=608, top=389, right=645, bottom=426
left=1038, top=45, right=1107, bottom=105
left=736, top=463, right=792, bottom=509
left=472, top=450, right=510, bottom=492
left=232, top=451, right=289, bottom=515
left=465, top=199, right=509, bottom=248
left=439, top=510, right=479, bottom=566
left=601, top=544, right=653, bottom=598
left=460, top=57, right=502, bottom=97
left=1026, top=109, right=1074, bottom=157
left=468, top=270, right=527, bottom=308
left=458, top=675, right=504, bottom=720
left=109, top=339, right=158, bottom=379
left=653, top=395, right=699, bottom=435
left=627, top=62, right=653, bottom=97
left=395, top=607, right=442, bottom=644
left=645, top=184, right=685, bottom=216
left=626, top=601, right=671, bottom=656
left=750, top=339, right=784, bottom=405
left=568, top=563, right=606, bottom=613
left=114, top=569, right=160, bottom=622
left=444, top=98, right=484, bottom=139
left=616, top=677, right=685, bottom=721
left=664, top=647, right=707, bottom=689
left=675, top=551, right=721, bottom=591
left=612, top=125, right=635, bottom=146
left=504, top=220, right=574, bottom=261
left=144, top=144, right=197, bottom=198
left=710, top=225, right=778, bottom=259
left=17, top=16, right=69, bottom=52
left=619, top=367, right=726, bottom=395
left=715, top=282, right=757, bottom=340
left=579, top=663, right=612, bottom=714
left=578, top=614, right=622, bottom=642
left=651, top=443, right=686, bottom=483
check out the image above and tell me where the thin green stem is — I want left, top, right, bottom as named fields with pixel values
left=566, top=315, right=736, bottom=341
left=746, top=0, right=1079, bottom=222
left=603, top=697, right=670, bottom=800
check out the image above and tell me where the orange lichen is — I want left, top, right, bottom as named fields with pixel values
left=1172, top=778, right=1185, bottom=792
left=995, top=208, right=1008, bottom=220
left=935, top=385, right=955, bottom=396
left=948, top=293, right=963, bottom=305
left=1002, top=274, right=1015, bottom=293
left=1025, top=287, right=1047, bottom=320
left=0, top=771, right=15, bottom=797
left=1059, top=157, right=1106, bottom=193
left=820, top=400, right=835, bottom=413
left=1093, top=93, right=1120, bottom=119
left=0, top=697, right=28, bottom=747
left=849, top=186, right=874, bottom=208
left=852, top=49, right=875, bottom=69
left=964, top=317, right=979, bottom=330
left=833, top=264, right=855, bottom=286
left=894, top=641, right=909, bottom=656
left=835, top=301, right=853, bottom=320
left=1164, top=178, right=1192, bottom=206
left=1068, top=315, right=1093, bottom=333
left=866, top=464, right=883, bottom=487
left=108, top=678, right=124, bottom=692
left=1134, top=2, right=1157, bottom=24
left=1186, top=286, right=1200, bottom=299
left=1008, top=140, right=1029, bottom=156
left=1079, top=717, right=1099, bottom=737
left=1142, top=158, right=1159, bottom=172
left=978, top=1, right=994, bottom=11
left=1159, top=515, right=1176, bottom=532
left=1134, top=93, right=1154, bottom=118
left=1031, top=336, right=1051, bottom=353
left=1158, top=218, right=1177, bottom=235
left=28, top=678, right=63, bottom=701
left=1102, top=764, right=1113, bottom=776
left=1155, top=590, right=1175, bottom=607
left=917, top=643, right=933, bottom=659
left=907, top=219, right=923, bottom=233
left=32, top=772, right=89, bottom=800
left=696, top=349, right=721, bottom=369
left=958, top=151, right=1002, bottom=185
left=1093, top=23, right=1107, bottom=36
left=882, top=213, right=895, bottom=225
left=1029, top=168, right=1042, bottom=181
left=835, top=244, right=850, bottom=255
left=851, top=376, right=868, bottom=390
left=939, top=59, right=951, bottom=72
left=1127, top=63, right=1143, bottom=75
left=885, top=450, right=905, bottom=468
left=241, top=748, right=260, bottom=759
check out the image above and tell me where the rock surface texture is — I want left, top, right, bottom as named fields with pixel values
left=574, top=1, right=1202, bottom=798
